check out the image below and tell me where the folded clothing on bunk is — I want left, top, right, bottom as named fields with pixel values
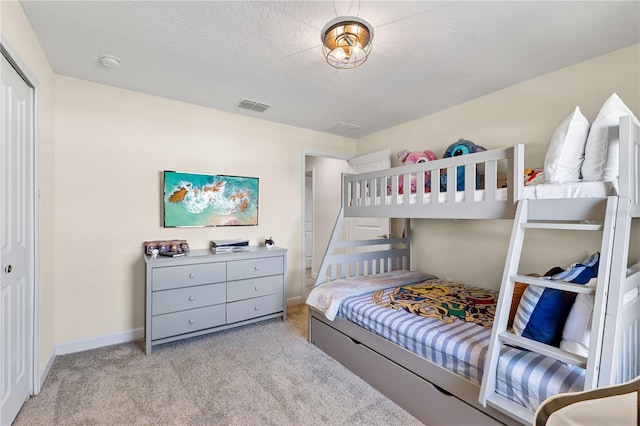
left=306, top=270, right=437, bottom=321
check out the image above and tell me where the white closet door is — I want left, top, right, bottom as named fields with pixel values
left=1, top=52, right=34, bottom=426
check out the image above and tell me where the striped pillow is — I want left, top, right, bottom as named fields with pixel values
left=513, top=253, right=599, bottom=346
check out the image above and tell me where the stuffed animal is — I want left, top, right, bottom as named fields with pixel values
left=524, top=168, right=545, bottom=186
left=440, top=139, right=486, bottom=191
left=396, top=149, right=438, bottom=194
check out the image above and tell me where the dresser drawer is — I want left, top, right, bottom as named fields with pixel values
left=226, top=293, right=283, bottom=324
left=152, top=283, right=226, bottom=315
left=152, top=262, right=226, bottom=291
left=151, top=304, right=226, bottom=340
left=227, top=256, right=283, bottom=281
left=226, top=275, right=283, bottom=302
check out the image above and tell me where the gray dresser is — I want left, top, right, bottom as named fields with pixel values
left=144, top=247, right=287, bottom=354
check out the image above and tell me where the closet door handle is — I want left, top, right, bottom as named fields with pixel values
left=4, top=265, right=12, bottom=274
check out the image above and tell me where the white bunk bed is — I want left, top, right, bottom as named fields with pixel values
left=307, top=115, right=640, bottom=425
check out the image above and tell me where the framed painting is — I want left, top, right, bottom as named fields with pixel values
left=163, top=171, right=259, bottom=227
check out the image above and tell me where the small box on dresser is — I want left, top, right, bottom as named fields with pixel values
left=144, top=246, right=287, bottom=354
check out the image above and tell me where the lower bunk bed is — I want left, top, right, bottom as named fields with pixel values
left=308, top=241, right=640, bottom=425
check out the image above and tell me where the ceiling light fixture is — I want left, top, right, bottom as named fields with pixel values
left=321, top=16, right=373, bottom=69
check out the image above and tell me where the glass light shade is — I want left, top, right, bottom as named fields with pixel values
left=321, top=18, right=373, bottom=69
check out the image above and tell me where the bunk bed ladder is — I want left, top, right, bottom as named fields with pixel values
left=478, top=196, right=619, bottom=424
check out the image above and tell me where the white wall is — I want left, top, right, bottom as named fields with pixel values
left=356, top=44, right=640, bottom=290
left=305, top=156, right=350, bottom=276
left=52, top=76, right=355, bottom=342
left=1, top=1, right=57, bottom=370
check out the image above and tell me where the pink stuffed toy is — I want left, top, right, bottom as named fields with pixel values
left=396, top=149, right=438, bottom=194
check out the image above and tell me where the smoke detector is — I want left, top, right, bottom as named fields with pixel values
left=99, top=55, right=121, bottom=68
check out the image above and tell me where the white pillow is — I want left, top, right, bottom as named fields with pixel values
left=559, top=292, right=593, bottom=357
left=581, top=93, right=636, bottom=182
left=544, top=107, right=590, bottom=183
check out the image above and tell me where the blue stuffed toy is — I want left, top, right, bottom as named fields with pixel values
left=440, top=139, right=486, bottom=191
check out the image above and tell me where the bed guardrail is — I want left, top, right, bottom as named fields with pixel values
left=619, top=115, right=640, bottom=217
left=343, top=144, right=524, bottom=219
left=315, top=217, right=410, bottom=286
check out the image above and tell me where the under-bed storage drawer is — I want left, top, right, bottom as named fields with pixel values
left=310, top=317, right=503, bottom=426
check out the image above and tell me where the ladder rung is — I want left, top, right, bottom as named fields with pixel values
left=522, top=222, right=603, bottom=231
left=499, top=331, right=587, bottom=368
left=486, top=393, right=534, bottom=425
left=511, top=274, right=595, bottom=294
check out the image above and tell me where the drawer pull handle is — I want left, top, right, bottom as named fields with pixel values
left=189, top=296, right=195, bottom=301
left=188, top=319, right=195, bottom=324
left=254, top=286, right=259, bottom=291
left=254, top=266, right=260, bottom=271
left=254, top=306, right=259, bottom=311
left=430, top=383, right=454, bottom=397
left=189, top=273, right=195, bottom=278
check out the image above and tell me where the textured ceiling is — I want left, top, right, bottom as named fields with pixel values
left=19, top=1, right=640, bottom=138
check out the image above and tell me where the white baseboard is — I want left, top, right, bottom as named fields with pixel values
left=287, top=296, right=303, bottom=306
left=38, top=345, right=56, bottom=392
left=56, top=327, right=145, bottom=355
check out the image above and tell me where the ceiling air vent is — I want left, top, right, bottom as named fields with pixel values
left=325, top=122, right=360, bottom=135
left=236, top=98, right=271, bottom=113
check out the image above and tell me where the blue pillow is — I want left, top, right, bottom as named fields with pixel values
left=513, top=253, right=599, bottom=346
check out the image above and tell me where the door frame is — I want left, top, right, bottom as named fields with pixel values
left=299, top=149, right=350, bottom=305
left=304, top=170, right=314, bottom=270
left=1, top=37, right=41, bottom=395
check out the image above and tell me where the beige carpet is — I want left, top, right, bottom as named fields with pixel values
left=14, top=308, right=422, bottom=425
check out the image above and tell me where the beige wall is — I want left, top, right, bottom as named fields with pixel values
left=5, top=0, right=640, bottom=353
left=53, top=76, right=355, bottom=342
left=357, top=44, right=640, bottom=289
left=1, top=1, right=57, bottom=371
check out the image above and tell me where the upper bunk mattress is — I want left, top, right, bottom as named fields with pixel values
left=337, top=280, right=586, bottom=412
left=371, top=180, right=619, bottom=206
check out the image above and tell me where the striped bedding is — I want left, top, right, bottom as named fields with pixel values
left=338, top=283, right=586, bottom=411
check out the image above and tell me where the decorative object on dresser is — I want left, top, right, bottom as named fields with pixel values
left=264, top=237, right=275, bottom=248
left=145, top=246, right=287, bottom=354
left=163, top=171, right=259, bottom=227
left=144, top=239, right=190, bottom=255
left=210, top=239, right=249, bottom=252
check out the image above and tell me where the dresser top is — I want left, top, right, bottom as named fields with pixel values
left=144, top=246, right=286, bottom=265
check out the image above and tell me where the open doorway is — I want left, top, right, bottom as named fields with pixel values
left=302, top=154, right=350, bottom=301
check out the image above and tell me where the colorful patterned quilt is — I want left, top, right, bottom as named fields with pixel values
left=372, top=280, right=497, bottom=328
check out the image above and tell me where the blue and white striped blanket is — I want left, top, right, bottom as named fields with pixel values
left=339, top=284, right=585, bottom=411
